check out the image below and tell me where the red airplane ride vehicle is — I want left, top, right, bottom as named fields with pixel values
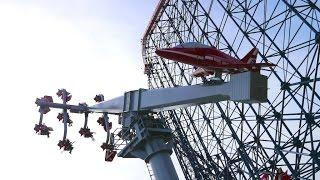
left=155, top=42, right=276, bottom=77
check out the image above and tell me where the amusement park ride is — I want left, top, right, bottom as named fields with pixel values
left=35, top=71, right=268, bottom=179
left=34, top=0, right=319, bottom=180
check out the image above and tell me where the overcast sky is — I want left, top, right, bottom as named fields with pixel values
left=0, top=1, right=184, bottom=179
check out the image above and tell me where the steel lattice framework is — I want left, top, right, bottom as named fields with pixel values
left=142, top=0, right=320, bottom=179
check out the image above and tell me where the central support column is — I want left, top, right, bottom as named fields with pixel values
left=117, top=113, right=179, bottom=180
left=144, top=138, right=179, bottom=180
left=149, top=150, right=179, bottom=180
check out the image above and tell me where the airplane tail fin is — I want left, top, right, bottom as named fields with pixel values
left=241, top=48, right=259, bottom=64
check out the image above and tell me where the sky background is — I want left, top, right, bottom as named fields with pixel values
left=0, top=0, right=184, bottom=179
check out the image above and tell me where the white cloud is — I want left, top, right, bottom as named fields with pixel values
left=0, top=1, right=185, bottom=179
left=0, top=3, right=151, bottom=180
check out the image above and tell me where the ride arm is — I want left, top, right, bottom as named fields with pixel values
left=90, top=71, right=268, bottom=113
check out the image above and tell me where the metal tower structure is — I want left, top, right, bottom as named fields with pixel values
left=142, top=0, right=320, bottom=179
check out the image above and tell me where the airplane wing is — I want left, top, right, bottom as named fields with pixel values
left=201, top=62, right=276, bottom=70
left=192, top=62, right=276, bottom=77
